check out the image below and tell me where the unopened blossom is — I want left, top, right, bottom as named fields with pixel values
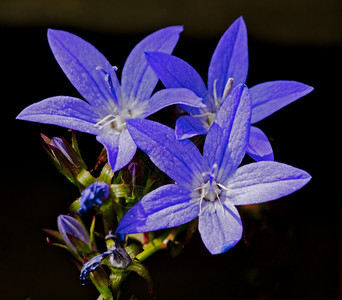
left=17, top=27, right=204, bottom=172
left=57, top=215, right=91, bottom=253
left=78, top=181, right=110, bottom=215
left=145, top=17, right=313, bottom=161
left=116, top=84, right=311, bottom=254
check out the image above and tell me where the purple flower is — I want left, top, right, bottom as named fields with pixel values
left=116, top=84, right=311, bottom=254
left=16, top=27, right=204, bottom=172
left=78, top=181, right=110, bottom=215
left=145, top=17, right=313, bottom=161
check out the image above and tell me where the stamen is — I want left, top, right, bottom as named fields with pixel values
left=222, top=78, right=234, bottom=100
left=94, top=114, right=116, bottom=129
left=192, top=112, right=213, bottom=118
left=217, top=183, right=229, bottom=191
left=96, top=66, right=119, bottom=107
left=199, top=187, right=205, bottom=216
left=213, top=79, right=219, bottom=107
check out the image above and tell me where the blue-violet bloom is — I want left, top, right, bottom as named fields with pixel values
left=145, top=17, right=313, bottom=161
left=16, top=27, right=204, bottom=171
left=116, top=84, right=311, bottom=254
left=78, top=181, right=110, bottom=215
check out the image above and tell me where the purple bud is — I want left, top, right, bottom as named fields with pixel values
left=128, top=162, right=139, bottom=187
left=78, top=182, right=110, bottom=215
left=50, top=137, right=74, bottom=164
left=57, top=215, right=90, bottom=253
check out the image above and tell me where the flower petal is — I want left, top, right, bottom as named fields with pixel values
left=16, top=96, right=100, bottom=135
left=175, top=115, right=209, bottom=140
left=203, top=85, right=252, bottom=183
left=139, top=88, right=205, bottom=119
left=208, top=17, right=248, bottom=99
left=198, top=202, right=243, bottom=255
left=145, top=51, right=208, bottom=98
left=116, top=184, right=199, bottom=234
left=121, top=26, right=183, bottom=103
left=47, top=29, right=116, bottom=114
left=96, top=129, right=137, bottom=172
left=250, top=80, right=314, bottom=123
left=227, top=161, right=311, bottom=205
left=247, top=126, right=274, bottom=161
left=126, top=118, right=203, bottom=189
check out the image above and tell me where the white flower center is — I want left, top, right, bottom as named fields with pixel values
left=94, top=113, right=126, bottom=133
left=201, top=180, right=221, bottom=202
left=94, top=65, right=148, bottom=134
left=196, top=163, right=229, bottom=214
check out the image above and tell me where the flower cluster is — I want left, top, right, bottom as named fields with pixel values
left=17, top=17, right=312, bottom=298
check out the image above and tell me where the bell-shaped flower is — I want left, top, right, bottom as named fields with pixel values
left=116, top=84, right=311, bottom=254
left=16, top=27, right=204, bottom=172
left=145, top=17, right=313, bottom=161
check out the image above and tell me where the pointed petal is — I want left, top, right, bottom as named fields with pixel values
left=140, top=88, right=205, bottom=119
left=47, top=29, right=116, bottom=114
left=247, top=126, right=274, bottom=161
left=203, top=84, right=252, bottom=183
left=96, top=129, right=137, bottom=172
left=145, top=51, right=208, bottom=98
left=208, top=17, right=248, bottom=99
left=16, top=96, right=100, bottom=135
left=116, top=184, right=199, bottom=233
left=121, top=26, right=183, bottom=103
left=175, top=115, right=209, bottom=140
left=126, top=118, right=203, bottom=189
left=198, top=202, right=242, bottom=254
left=250, top=81, right=314, bottom=123
left=227, top=161, right=311, bottom=205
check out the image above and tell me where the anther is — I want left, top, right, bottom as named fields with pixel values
left=213, top=79, right=219, bottom=107
left=217, top=183, right=229, bottom=191
left=222, top=78, right=234, bottom=100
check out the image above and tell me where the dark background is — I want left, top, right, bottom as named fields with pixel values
left=1, top=1, right=341, bottom=299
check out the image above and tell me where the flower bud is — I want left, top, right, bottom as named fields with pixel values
left=78, top=181, right=110, bottom=215
left=57, top=215, right=91, bottom=253
left=41, top=134, right=86, bottom=185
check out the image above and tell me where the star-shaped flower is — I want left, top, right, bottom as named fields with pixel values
left=145, top=17, right=313, bottom=161
left=17, top=27, right=204, bottom=171
left=116, top=84, right=311, bottom=254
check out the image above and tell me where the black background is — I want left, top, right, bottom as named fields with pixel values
left=1, top=8, right=340, bottom=300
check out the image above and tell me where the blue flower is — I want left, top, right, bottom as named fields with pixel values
left=145, top=17, right=314, bottom=161
left=116, top=84, right=311, bottom=254
left=16, top=27, right=204, bottom=172
left=78, top=181, right=110, bottom=215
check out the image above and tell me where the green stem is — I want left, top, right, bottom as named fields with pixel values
left=136, top=226, right=184, bottom=262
